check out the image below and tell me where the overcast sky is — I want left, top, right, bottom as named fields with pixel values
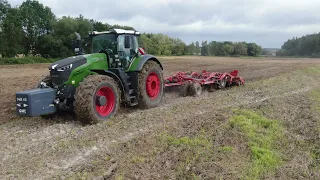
left=9, top=0, right=320, bottom=48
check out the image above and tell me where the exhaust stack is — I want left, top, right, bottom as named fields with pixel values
left=74, top=32, right=82, bottom=55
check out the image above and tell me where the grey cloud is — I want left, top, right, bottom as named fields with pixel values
left=9, top=0, right=320, bottom=48
left=260, top=10, right=320, bottom=28
left=170, top=30, right=289, bottom=48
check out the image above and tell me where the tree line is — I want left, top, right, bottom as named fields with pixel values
left=0, top=0, right=263, bottom=58
left=277, top=33, right=320, bottom=57
left=191, top=41, right=262, bottom=56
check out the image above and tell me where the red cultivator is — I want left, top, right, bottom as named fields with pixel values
left=164, top=70, right=245, bottom=97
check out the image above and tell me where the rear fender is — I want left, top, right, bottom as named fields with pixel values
left=127, top=54, right=163, bottom=72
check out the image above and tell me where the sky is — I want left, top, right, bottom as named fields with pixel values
left=9, top=0, right=320, bottom=48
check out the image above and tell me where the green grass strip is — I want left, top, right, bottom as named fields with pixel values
left=230, top=109, right=284, bottom=179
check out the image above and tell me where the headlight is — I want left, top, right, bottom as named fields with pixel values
left=57, top=64, right=73, bottom=71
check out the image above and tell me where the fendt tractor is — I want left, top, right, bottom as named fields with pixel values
left=16, top=29, right=164, bottom=124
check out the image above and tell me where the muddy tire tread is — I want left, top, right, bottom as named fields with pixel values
left=137, top=60, right=164, bottom=109
left=74, top=75, right=121, bottom=124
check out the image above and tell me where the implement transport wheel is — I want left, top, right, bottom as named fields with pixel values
left=138, top=60, right=164, bottom=109
left=190, top=83, right=202, bottom=97
left=219, top=77, right=227, bottom=89
left=180, top=81, right=192, bottom=97
left=179, top=82, right=202, bottom=97
left=236, top=79, right=243, bottom=86
left=74, top=75, right=121, bottom=124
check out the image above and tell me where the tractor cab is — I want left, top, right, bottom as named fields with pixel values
left=74, top=28, right=141, bottom=69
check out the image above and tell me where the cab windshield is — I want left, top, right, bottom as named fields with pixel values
left=83, top=34, right=117, bottom=54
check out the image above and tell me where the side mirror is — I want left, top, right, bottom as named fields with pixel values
left=124, top=36, right=130, bottom=48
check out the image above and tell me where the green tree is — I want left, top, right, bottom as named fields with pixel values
left=0, top=0, right=11, bottom=55
left=138, top=33, right=151, bottom=52
left=0, top=0, right=268, bottom=58
left=247, top=43, right=262, bottom=56
left=233, top=42, right=247, bottom=56
left=172, top=38, right=186, bottom=55
left=36, top=15, right=93, bottom=58
left=19, top=0, right=55, bottom=55
left=278, top=33, right=320, bottom=56
left=36, top=34, right=65, bottom=58
left=111, top=24, right=135, bottom=30
left=208, top=41, right=218, bottom=56
left=0, top=0, right=10, bottom=23
left=223, top=44, right=234, bottom=56
left=188, top=42, right=197, bottom=55
left=90, top=20, right=111, bottom=31
left=201, top=41, right=209, bottom=56
left=195, top=41, right=200, bottom=54
left=1, top=7, right=24, bottom=57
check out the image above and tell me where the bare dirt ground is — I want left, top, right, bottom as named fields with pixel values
left=0, top=56, right=319, bottom=179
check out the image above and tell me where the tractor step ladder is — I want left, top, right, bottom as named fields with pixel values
left=126, top=74, right=138, bottom=106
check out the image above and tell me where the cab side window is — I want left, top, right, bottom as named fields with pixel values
left=117, top=35, right=125, bottom=57
left=118, top=34, right=137, bottom=69
left=132, top=36, right=139, bottom=53
left=125, top=35, right=137, bottom=58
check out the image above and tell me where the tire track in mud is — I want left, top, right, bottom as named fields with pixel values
left=42, top=86, right=314, bottom=179
left=0, top=123, right=79, bottom=162
left=1, top=84, right=315, bottom=179
left=1, top=65, right=320, bottom=179
left=0, top=91, right=189, bottom=163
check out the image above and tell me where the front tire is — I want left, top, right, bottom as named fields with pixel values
left=37, top=73, right=52, bottom=88
left=74, top=75, right=121, bottom=124
left=138, top=60, right=164, bottom=109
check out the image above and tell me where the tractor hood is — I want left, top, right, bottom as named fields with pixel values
left=49, top=55, right=87, bottom=71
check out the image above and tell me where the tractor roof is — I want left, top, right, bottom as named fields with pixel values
left=89, top=28, right=140, bottom=36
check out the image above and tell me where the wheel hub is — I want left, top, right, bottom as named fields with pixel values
left=146, top=72, right=160, bottom=100
left=96, top=95, right=107, bottom=106
left=95, top=86, right=115, bottom=117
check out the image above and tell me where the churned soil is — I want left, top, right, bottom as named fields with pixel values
left=0, top=56, right=319, bottom=179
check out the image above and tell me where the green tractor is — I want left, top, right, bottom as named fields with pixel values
left=15, top=29, right=164, bottom=124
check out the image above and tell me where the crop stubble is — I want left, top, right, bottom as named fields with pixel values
left=0, top=56, right=319, bottom=179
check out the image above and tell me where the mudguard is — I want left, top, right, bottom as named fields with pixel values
left=90, top=69, right=128, bottom=101
left=127, top=54, right=163, bottom=72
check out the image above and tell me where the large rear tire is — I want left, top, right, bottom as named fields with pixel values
left=137, top=60, right=164, bottom=109
left=74, top=75, right=121, bottom=124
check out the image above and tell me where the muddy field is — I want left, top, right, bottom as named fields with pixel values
left=0, top=56, right=319, bottom=179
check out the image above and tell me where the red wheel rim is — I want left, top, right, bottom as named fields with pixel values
left=95, top=86, right=115, bottom=116
left=146, top=72, right=160, bottom=100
